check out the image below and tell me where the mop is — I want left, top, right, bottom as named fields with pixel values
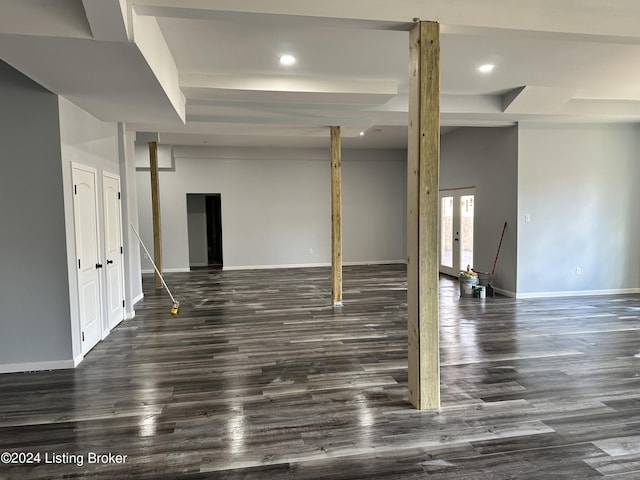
left=130, top=224, right=180, bottom=315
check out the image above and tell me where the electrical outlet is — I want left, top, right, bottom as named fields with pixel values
left=309, top=248, right=313, bottom=254
left=524, top=213, right=531, bottom=223
left=575, top=267, right=581, bottom=276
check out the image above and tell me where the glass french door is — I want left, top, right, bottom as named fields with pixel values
left=439, top=188, right=475, bottom=276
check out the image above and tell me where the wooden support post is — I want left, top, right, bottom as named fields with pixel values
left=149, top=141, right=163, bottom=289
left=331, top=126, right=343, bottom=306
left=407, top=21, right=440, bottom=410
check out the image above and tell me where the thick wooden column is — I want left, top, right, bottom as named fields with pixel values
left=331, top=126, right=343, bottom=306
left=407, top=21, right=440, bottom=410
left=149, top=141, right=163, bottom=289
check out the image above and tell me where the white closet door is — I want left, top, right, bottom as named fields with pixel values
left=72, top=164, right=102, bottom=354
left=103, top=172, right=125, bottom=330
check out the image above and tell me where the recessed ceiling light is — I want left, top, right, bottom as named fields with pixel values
left=359, top=131, right=365, bottom=136
left=279, top=54, right=296, bottom=66
left=478, top=64, right=495, bottom=73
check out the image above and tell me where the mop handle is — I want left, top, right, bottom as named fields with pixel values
left=130, top=224, right=178, bottom=305
left=491, top=222, right=507, bottom=278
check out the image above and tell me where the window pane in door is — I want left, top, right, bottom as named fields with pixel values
left=459, top=195, right=474, bottom=270
left=441, top=196, right=453, bottom=268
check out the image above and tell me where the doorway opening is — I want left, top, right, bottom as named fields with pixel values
left=439, top=188, right=475, bottom=277
left=187, top=193, right=223, bottom=269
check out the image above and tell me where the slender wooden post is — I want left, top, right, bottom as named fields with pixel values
left=331, top=126, right=343, bottom=306
left=149, top=141, right=163, bottom=289
left=407, top=21, right=440, bottom=410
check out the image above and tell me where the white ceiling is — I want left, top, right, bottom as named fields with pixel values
left=2, top=0, right=640, bottom=148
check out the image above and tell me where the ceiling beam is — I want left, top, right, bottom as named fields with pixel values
left=133, top=0, right=640, bottom=43
left=502, top=86, right=577, bottom=115
left=133, top=5, right=412, bottom=31
left=180, top=74, right=398, bottom=112
left=131, top=11, right=185, bottom=123
left=180, top=74, right=397, bottom=97
left=82, top=0, right=130, bottom=42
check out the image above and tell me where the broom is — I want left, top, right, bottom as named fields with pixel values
left=487, top=221, right=507, bottom=298
left=130, top=224, right=180, bottom=315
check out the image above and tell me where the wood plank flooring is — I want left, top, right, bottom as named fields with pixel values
left=2, top=265, right=640, bottom=478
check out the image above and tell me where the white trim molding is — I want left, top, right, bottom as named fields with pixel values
left=0, top=359, right=76, bottom=374
left=141, top=268, right=190, bottom=274
left=223, top=263, right=330, bottom=271
left=223, top=260, right=406, bottom=271
left=516, top=287, right=640, bottom=299
left=492, top=287, right=517, bottom=298
left=73, top=353, right=84, bottom=367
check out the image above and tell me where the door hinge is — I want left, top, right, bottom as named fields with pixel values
left=123, top=300, right=125, bottom=308
left=120, top=246, right=123, bottom=254
left=82, top=331, right=85, bottom=341
left=78, top=259, right=81, bottom=269
left=118, top=192, right=121, bottom=200
left=74, top=185, right=77, bottom=195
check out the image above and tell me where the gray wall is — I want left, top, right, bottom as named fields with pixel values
left=135, top=147, right=407, bottom=270
left=343, top=152, right=407, bottom=264
left=440, top=126, right=519, bottom=294
left=0, top=61, right=73, bottom=368
left=517, top=123, right=640, bottom=296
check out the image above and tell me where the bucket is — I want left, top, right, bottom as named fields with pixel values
left=473, top=285, right=486, bottom=299
left=476, top=272, right=490, bottom=286
left=459, top=274, right=478, bottom=297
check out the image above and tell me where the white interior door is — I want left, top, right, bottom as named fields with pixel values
left=72, top=165, right=103, bottom=355
left=103, top=173, right=125, bottom=330
left=439, top=188, right=475, bottom=276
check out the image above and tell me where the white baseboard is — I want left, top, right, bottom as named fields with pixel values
left=223, top=260, right=406, bottom=271
left=224, top=263, right=330, bottom=271
left=0, top=359, right=76, bottom=374
left=493, top=287, right=517, bottom=298
left=517, top=287, right=640, bottom=299
left=141, top=268, right=190, bottom=274
left=132, top=292, right=144, bottom=305
left=73, top=353, right=84, bottom=367
left=125, top=309, right=136, bottom=320
left=344, top=260, right=406, bottom=266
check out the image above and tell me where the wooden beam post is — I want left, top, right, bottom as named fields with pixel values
left=331, top=126, right=343, bottom=306
left=149, top=141, right=163, bottom=289
left=407, top=21, right=440, bottom=410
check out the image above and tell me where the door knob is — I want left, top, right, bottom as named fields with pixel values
left=96, top=263, right=103, bottom=269
left=106, top=260, right=114, bottom=265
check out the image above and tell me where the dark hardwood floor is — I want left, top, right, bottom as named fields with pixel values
left=2, top=265, right=640, bottom=479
